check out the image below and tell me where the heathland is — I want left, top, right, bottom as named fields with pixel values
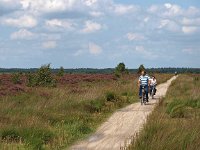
left=129, top=74, right=200, bottom=150
left=0, top=66, right=172, bottom=149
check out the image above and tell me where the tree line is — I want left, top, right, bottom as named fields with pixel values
left=0, top=65, right=200, bottom=74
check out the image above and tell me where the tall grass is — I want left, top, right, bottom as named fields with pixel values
left=129, top=74, right=200, bottom=150
left=0, top=74, right=172, bottom=149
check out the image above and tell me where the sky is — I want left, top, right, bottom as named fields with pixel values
left=0, top=0, right=200, bottom=68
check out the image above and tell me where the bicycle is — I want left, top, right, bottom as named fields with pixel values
left=150, top=85, right=156, bottom=99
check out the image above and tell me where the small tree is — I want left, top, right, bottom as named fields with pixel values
left=27, top=64, right=56, bottom=87
left=57, top=66, right=65, bottom=77
left=138, top=64, right=145, bottom=74
left=11, top=73, right=21, bottom=84
left=26, top=73, right=38, bottom=87
left=37, top=64, right=56, bottom=87
left=114, top=62, right=129, bottom=77
left=116, top=63, right=125, bottom=73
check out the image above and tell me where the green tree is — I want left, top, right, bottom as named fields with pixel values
left=57, top=66, right=65, bottom=77
left=37, top=64, right=56, bottom=87
left=11, top=73, right=21, bottom=84
left=138, top=64, right=145, bottom=74
left=27, top=64, right=56, bottom=87
left=114, top=62, right=129, bottom=77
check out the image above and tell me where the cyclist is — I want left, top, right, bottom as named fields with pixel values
left=138, top=70, right=150, bottom=102
left=150, top=76, right=157, bottom=96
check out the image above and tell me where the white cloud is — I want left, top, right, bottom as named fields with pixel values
left=158, top=19, right=180, bottom=32
left=1, top=15, right=37, bottom=28
left=84, top=0, right=98, bottom=7
left=73, top=49, right=84, bottom=56
left=10, top=29, right=35, bottom=40
left=135, top=46, right=158, bottom=59
left=45, top=19, right=75, bottom=30
left=113, top=4, right=138, bottom=15
left=164, top=3, right=182, bottom=17
left=148, top=3, right=200, bottom=18
left=182, top=17, right=200, bottom=26
left=0, top=0, right=21, bottom=12
left=42, top=41, right=57, bottom=49
left=186, top=6, right=200, bottom=17
left=182, top=26, right=198, bottom=34
left=148, top=3, right=182, bottom=17
left=81, top=20, right=102, bottom=33
left=20, top=0, right=75, bottom=13
left=40, top=33, right=61, bottom=40
left=148, top=5, right=159, bottom=13
left=126, top=33, right=145, bottom=41
left=89, top=11, right=104, bottom=17
left=89, top=42, right=102, bottom=55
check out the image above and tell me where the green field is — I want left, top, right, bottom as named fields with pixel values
left=129, top=74, right=200, bottom=150
left=0, top=73, right=172, bottom=150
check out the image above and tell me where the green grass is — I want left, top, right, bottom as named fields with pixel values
left=129, top=74, right=200, bottom=150
left=0, top=74, right=172, bottom=149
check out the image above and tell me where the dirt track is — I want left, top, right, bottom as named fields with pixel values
left=70, top=76, right=177, bottom=150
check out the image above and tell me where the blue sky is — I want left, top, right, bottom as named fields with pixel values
left=0, top=0, right=200, bottom=68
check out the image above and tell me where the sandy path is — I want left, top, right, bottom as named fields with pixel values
left=70, top=76, right=177, bottom=150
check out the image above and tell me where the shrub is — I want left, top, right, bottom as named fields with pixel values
left=57, top=66, right=65, bottom=77
left=26, top=64, right=57, bottom=87
left=22, top=128, right=55, bottom=149
left=11, top=73, right=21, bottom=84
left=106, top=92, right=116, bottom=102
left=90, top=99, right=104, bottom=112
left=169, top=105, right=185, bottom=118
left=114, top=71, right=121, bottom=78
left=197, top=100, right=200, bottom=108
left=78, top=124, right=92, bottom=134
left=26, top=73, right=38, bottom=87
left=37, top=64, right=56, bottom=87
left=185, top=99, right=198, bottom=108
left=114, top=62, right=129, bottom=78
left=1, top=128, right=21, bottom=143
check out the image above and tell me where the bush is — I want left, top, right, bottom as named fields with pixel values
left=106, top=92, right=117, bottom=102
left=26, top=64, right=57, bottom=87
left=57, top=66, right=65, bottom=77
left=114, top=71, right=121, bottom=78
left=11, top=73, right=21, bottom=84
left=197, top=100, right=200, bottom=108
left=78, top=124, right=92, bottom=134
left=185, top=99, right=198, bottom=108
left=169, top=105, right=185, bottom=118
left=26, top=73, right=38, bottom=87
left=37, top=64, right=56, bottom=87
left=114, top=62, right=129, bottom=78
left=1, top=128, right=21, bottom=142
left=90, top=99, right=104, bottom=112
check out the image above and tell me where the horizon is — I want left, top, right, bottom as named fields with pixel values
left=0, top=0, right=200, bottom=68
left=1, top=66, right=200, bottom=69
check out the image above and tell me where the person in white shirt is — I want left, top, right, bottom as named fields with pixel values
left=138, top=70, right=151, bottom=102
left=150, top=76, right=157, bottom=96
